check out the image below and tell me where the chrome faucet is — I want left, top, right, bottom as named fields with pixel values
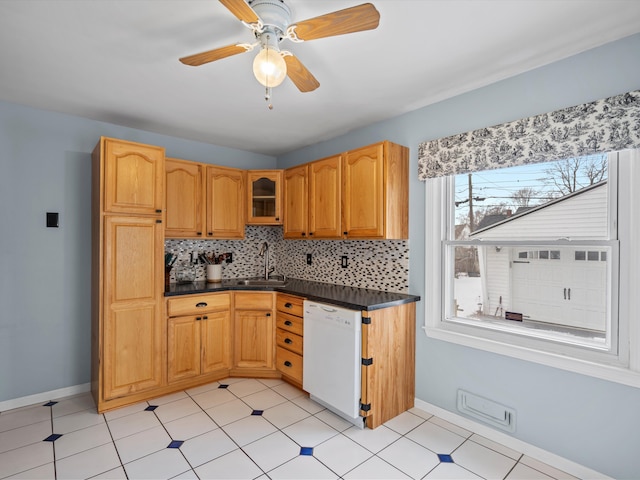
left=258, top=241, right=272, bottom=280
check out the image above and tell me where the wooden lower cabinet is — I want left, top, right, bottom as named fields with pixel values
left=167, top=293, right=231, bottom=383
left=275, top=294, right=305, bottom=388
left=100, top=215, right=165, bottom=403
left=360, top=302, right=416, bottom=429
left=231, top=292, right=278, bottom=377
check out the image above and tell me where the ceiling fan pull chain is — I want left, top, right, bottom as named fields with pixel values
left=265, top=87, right=274, bottom=110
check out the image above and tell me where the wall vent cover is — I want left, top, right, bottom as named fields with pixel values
left=457, top=389, right=516, bottom=433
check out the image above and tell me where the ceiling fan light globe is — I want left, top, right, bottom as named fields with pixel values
left=253, top=47, right=287, bottom=88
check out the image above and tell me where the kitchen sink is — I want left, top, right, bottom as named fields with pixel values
left=234, top=276, right=287, bottom=287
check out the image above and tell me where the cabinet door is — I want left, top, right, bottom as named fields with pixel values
left=309, top=155, right=342, bottom=239
left=360, top=303, right=416, bottom=429
left=103, top=138, right=164, bottom=215
left=103, top=216, right=164, bottom=399
left=167, top=316, right=201, bottom=383
left=165, top=158, right=204, bottom=238
left=283, top=165, right=309, bottom=239
left=343, top=143, right=385, bottom=238
left=206, top=166, right=246, bottom=239
left=234, top=310, right=274, bottom=369
left=247, top=170, right=283, bottom=225
left=201, top=310, right=231, bottom=373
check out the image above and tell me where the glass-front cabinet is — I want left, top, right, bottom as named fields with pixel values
left=247, top=170, right=283, bottom=225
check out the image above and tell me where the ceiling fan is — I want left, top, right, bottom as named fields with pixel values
left=179, top=0, right=380, bottom=107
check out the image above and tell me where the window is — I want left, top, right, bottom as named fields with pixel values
left=424, top=150, right=640, bottom=387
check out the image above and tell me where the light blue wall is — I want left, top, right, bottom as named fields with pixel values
left=277, top=33, right=640, bottom=478
left=0, top=103, right=275, bottom=404
left=1, top=32, right=639, bottom=478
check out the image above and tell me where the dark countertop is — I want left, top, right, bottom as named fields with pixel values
left=165, top=278, right=420, bottom=311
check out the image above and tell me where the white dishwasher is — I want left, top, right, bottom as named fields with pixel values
left=303, top=300, right=363, bottom=427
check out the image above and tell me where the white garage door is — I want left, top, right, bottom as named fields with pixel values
left=510, top=247, right=608, bottom=332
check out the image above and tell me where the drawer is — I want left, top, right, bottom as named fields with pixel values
left=167, top=293, right=230, bottom=317
left=276, top=311, right=303, bottom=336
left=276, top=294, right=304, bottom=317
left=234, top=292, right=274, bottom=310
left=276, top=328, right=303, bottom=355
left=276, top=346, right=302, bottom=382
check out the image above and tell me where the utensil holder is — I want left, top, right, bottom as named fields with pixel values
left=207, top=264, right=222, bottom=283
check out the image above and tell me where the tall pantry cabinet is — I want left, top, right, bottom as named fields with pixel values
left=91, top=137, right=166, bottom=413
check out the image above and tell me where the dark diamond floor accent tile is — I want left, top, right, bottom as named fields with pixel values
left=218, top=384, right=229, bottom=389
left=42, top=401, right=57, bottom=407
left=43, top=434, right=63, bottom=442
left=251, top=410, right=264, bottom=416
left=438, top=453, right=454, bottom=463
left=300, top=447, right=313, bottom=456
left=167, top=440, right=184, bottom=449
left=145, top=405, right=158, bottom=411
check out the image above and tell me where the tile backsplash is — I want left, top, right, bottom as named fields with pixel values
left=165, top=226, right=409, bottom=293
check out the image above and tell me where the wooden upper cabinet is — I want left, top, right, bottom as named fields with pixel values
left=165, top=158, right=204, bottom=238
left=343, top=141, right=409, bottom=240
left=102, top=137, right=164, bottom=215
left=283, top=164, right=309, bottom=239
left=206, top=165, right=246, bottom=239
left=343, top=143, right=384, bottom=238
left=247, top=170, right=283, bottom=225
left=309, top=155, right=342, bottom=239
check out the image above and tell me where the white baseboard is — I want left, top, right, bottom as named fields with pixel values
left=414, top=398, right=610, bottom=480
left=0, top=383, right=91, bottom=412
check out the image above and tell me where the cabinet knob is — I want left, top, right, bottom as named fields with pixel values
left=195, top=316, right=202, bottom=321
left=309, top=232, right=314, bottom=236
left=155, top=209, right=162, bottom=213
left=301, top=232, right=306, bottom=237
left=343, top=231, right=348, bottom=235
left=196, top=232, right=202, bottom=236
left=208, top=232, right=213, bottom=236
left=275, top=217, right=279, bottom=221
left=266, top=313, right=271, bottom=317
left=284, top=320, right=292, bottom=326
left=203, top=316, right=208, bottom=320
left=284, top=361, right=292, bottom=367
left=284, top=338, right=293, bottom=344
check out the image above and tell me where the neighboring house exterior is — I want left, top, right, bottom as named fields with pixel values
left=469, top=181, right=609, bottom=332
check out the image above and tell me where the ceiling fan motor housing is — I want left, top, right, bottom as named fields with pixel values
left=249, top=0, right=292, bottom=37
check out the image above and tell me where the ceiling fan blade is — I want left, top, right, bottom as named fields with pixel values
left=284, top=54, right=320, bottom=92
left=290, top=3, right=380, bottom=41
left=179, top=43, right=250, bottom=66
left=218, top=0, right=260, bottom=24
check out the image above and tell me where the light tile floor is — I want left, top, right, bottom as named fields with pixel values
left=0, top=377, right=579, bottom=479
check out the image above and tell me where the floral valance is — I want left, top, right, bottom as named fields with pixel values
left=418, top=90, right=640, bottom=180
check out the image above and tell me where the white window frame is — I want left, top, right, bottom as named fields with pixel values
left=423, top=150, right=640, bottom=388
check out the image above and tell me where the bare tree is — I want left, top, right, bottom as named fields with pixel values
left=511, top=187, right=539, bottom=208
left=542, top=155, right=607, bottom=195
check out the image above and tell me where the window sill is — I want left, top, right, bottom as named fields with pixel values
left=423, top=324, right=640, bottom=389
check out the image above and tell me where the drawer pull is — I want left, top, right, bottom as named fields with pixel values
left=284, top=338, right=293, bottom=344
left=284, top=361, right=292, bottom=367
left=284, top=320, right=292, bottom=326
left=196, top=302, right=208, bottom=308
left=284, top=302, right=292, bottom=308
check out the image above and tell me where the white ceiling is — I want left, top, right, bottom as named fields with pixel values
left=1, top=0, right=639, bottom=156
